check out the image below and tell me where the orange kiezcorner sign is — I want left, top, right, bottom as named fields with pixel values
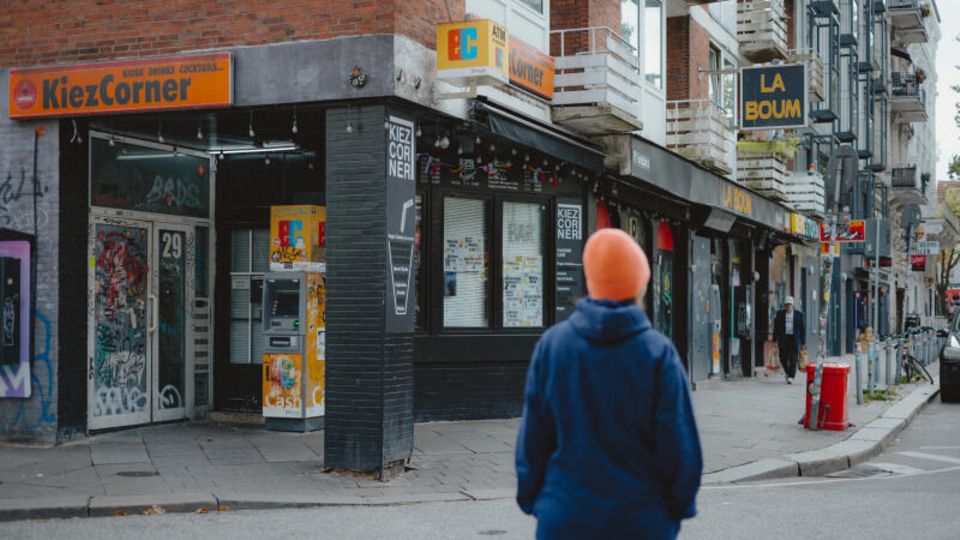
left=8, top=53, right=233, bottom=119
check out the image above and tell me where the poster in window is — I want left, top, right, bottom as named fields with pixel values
left=503, top=202, right=544, bottom=328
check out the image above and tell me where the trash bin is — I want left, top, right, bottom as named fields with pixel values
left=804, top=363, right=851, bottom=431
left=942, top=349, right=960, bottom=403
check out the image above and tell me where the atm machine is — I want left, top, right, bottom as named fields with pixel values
left=262, top=271, right=326, bottom=432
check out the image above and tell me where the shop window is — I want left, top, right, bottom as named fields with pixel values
left=502, top=202, right=545, bottom=328
left=443, top=197, right=490, bottom=328
left=229, top=228, right=270, bottom=364
left=516, top=0, right=543, bottom=13
left=656, top=221, right=674, bottom=338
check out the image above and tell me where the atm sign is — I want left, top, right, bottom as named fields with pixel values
left=740, top=64, right=807, bottom=130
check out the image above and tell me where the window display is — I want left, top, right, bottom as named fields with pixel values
left=443, top=197, right=489, bottom=328
left=503, top=202, right=544, bottom=328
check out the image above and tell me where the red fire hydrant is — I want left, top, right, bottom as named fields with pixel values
left=804, top=363, right=851, bottom=431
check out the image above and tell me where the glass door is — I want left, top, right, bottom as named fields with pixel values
left=88, top=217, right=153, bottom=430
left=153, top=223, right=194, bottom=422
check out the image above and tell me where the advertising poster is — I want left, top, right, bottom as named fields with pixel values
left=270, top=205, right=326, bottom=271
left=386, top=113, right=417, bottom=333
left=503, top=254, right=543, bottom=327
left=555, top=202, right=584, bottom=321
left=263, top=353, right=303, bottom=418
left=304, top=272, right=326, bottom=418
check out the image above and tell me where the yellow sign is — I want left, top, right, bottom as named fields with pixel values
left=270, top=205, right=326, bottom=271
left=9, top=53, right=232, bottom=119
left=740, top=64, right=806, bottom=130
left=436, top=20, right=509, bottom=86
left=722, top=184, right=753, bottom=216
left=263, top=354, right=303, bottom=418
left=304, top=272, right=326, bottom=418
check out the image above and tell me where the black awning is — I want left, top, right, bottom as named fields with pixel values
left=477, top=102, right=606, bottom=172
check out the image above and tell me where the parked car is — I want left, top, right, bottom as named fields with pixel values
left=938, top=319, right=960, bottom=403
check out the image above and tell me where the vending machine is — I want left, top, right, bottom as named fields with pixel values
left=262, top=205, right=326, bottom=432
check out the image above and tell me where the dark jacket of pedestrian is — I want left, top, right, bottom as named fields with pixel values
left=772, top=306, right=805, bottom=350
left=516, top=228, right=702, bottom=540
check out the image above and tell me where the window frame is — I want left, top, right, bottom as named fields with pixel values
left=419, top=186, right=556, bottom=336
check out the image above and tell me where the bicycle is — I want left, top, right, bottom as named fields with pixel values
left=898, top=331, right=934, bottom=385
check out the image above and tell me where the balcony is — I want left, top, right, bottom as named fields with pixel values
left=784, top=170, right=826, bottom=217
left=738, top=0, right=789, bottom=63
left=788, top=49, right=825, bottom=103
left=887, top=0, right=929, bottom=43
left=890, top=165, right=926, bottom=205
left=890, top=72, right=927, bottom=123
left=667, top=99, right=736, bottom=176
left=550, top=27, right=643, bottom=135
left=738, top=152, right=788, bottom=201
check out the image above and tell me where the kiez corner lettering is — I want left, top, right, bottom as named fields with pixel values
left=740, top=64, right=806, bottom=130
left=41, top=72, right=194, bottom=110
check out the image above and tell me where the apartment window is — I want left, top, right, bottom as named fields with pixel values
left=517, top=0, right=543, bottom=14
left=644, top=0, right=663, bottom=88
left=709, top=45, right=721, bottom=106
left=709, top=45, right=736, bottom=123
left=229, top=228, right=270, bottom=364
left=622, top=0, right=641, bottom=54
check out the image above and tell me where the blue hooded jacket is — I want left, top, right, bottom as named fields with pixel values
left=516, top=298, right=702, bottom=540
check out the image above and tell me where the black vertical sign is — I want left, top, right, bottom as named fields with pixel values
left=386, top=114, right=416, bottom=333
left=555, top=201, right=584, bottom=321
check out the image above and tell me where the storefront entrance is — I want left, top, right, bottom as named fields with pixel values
left=86, top=133, right=213, bottom=430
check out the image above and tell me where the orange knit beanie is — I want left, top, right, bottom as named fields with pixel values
left=583, top=228, right=651, bottom=302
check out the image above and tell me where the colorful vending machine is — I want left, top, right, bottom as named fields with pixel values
left=262, top=205, right=326, bottom=432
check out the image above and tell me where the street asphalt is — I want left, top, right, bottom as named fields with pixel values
left=0, top=399, right=957, bottom=539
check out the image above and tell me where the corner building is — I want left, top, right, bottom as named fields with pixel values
left=2, top=0, right=930, bottom=476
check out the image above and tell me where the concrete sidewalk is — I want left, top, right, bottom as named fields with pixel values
left=0, top=358, right=939, bottom=521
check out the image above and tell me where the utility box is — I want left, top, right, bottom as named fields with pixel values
left=804, top=363, right=851, bottom=431
left=262, top=271, right=326, bottom=432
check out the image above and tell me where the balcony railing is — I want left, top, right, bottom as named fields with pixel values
left=738, top=0, right=788, bottom=62
left=666, top=99, right=736, bottom=176
left=891, top=165, right=926, bottom=204
left=784, top=170, right=826, bottom=217
left=550, top=26, right=643, bottom=134
left=887, top=0, right=929, bottom=43
left=738, top=152, right=789, bottom=201
left=788, top=49, right=825, bottom=103
left=890, top=72, right=927, bottom=122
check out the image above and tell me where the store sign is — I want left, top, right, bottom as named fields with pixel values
left=555, top=202, right=585, bottom=322
left=820, top=220, right=865, bottom=242
left=911, top=240, right=940, bottom=255
left=740, top=64, right=807, bottom=130
left=270, top=205, right=326, bottom=272
left=721, top=184, right=753, bottom=216
left=385, top=114, right=417, bottom=333
left=911, top=254, right=927, bottom=272
left=790, top=213, right=819, bottom=240
left=508, top=37, right=554, bottom=100
left=9, top=53, right=232, bottom=119
left=436, top=20, right=509, bottom=86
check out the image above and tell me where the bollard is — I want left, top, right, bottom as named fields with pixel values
left=885, top=340, right=895, bottom=387
left=868, top=342, right=877, bottom=393
left=875, top=342, right=887, bottom=391
left=854, top=343, right=863, bottom=405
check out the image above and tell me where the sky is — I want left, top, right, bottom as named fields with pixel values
left=936, top=0, right=960, bottom=180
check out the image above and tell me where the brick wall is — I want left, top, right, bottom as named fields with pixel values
left=666, top=15, right=712, bottom=102
left=0, top=71, right=61, bottom=443
left=415, top=362, right=527, bottom=421
left=550, top=0, right=620, bottom=57
left=785, top=0, right=796, bottom=51
left=0, top=0, right=464, bottom=68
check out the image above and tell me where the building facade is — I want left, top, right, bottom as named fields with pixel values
left=0, top=0, right=942, bottom=475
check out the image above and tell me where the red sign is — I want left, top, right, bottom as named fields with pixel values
left=508, top=38, right=555, bottom=100
left=911, top=254, right=926, bottom=272
left=864, top=257, right=892, bottom=267
left=820, top=220, right=865, bottom=242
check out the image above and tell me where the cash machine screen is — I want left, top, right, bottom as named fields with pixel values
left=272, top=291, right=299, bottom=317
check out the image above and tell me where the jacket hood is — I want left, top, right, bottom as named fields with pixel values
left=569, top=298, right=651, bottom=344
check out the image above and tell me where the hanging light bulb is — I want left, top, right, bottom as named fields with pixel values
left=475, top=135, right=481, bottom=144
left=440, top=135, right=450, bottom=149
left=292, top=112, right=299, bottom=134
left=265, top=156, right=271, bottom=165
left=524, top=154, right=530, bottom=162
left=542, top=159, right=548, bottom=166
left=248, top=111, right=255, bottom=138
left=157, top=119, right=164, bottom=144
left=511, top=148, right=517, bottom=156
left=218, top=151, right=224, bottom=160
left=108, top=135, right=115, bottom=147
left=196, top=123, right=203, bottom=140
left=434, top=136, right=440, bottom=148
left=416, top=126, right=422, bottom=138
left=384, top=120, right=390, bottom=130
left=457, top=145, right=463, bottom=155
left=489, top=143, right=495, bottom=152
left=477, top=155, right=483, bottom=164
left=346, top=122, right=354, bottom=133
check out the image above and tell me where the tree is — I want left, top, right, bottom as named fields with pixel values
left=938, top=247, right=960, bottom=316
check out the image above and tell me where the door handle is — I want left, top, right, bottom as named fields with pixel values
left=149, top=294, right=158, bottom=334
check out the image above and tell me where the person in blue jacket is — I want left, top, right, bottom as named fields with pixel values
left=516, top=228, right=703, bottom=540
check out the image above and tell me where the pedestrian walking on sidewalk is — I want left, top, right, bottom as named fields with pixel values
left=772, top=296, right=805, bottom=384
left=516, top=228, right=702, bottom=540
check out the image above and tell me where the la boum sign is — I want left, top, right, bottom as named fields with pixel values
left=740, top=64, right=807, bottom=130
left=8, top=53, right=232, bottom=119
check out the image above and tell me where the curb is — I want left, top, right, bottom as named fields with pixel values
left=702, top=378, right=940, bottom=484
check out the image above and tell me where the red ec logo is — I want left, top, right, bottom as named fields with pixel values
left=14, top=79, right=37, bottom=110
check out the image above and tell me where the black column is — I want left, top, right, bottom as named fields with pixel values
left=324, top=105, right=414, bottom=477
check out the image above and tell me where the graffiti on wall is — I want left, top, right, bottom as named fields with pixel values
left=0, top=167, right=48, bottom=230
left=0, top=310, right=55, bottom=430
left=92, top=224, right=149, bottom=417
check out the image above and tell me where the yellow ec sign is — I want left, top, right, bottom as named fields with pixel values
left=436, top=20, right=509, bottom=87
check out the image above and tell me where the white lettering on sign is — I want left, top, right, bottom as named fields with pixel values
left=557, top=204, right=582, bottom=241
left=387, top=120, right=415, bottom=181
